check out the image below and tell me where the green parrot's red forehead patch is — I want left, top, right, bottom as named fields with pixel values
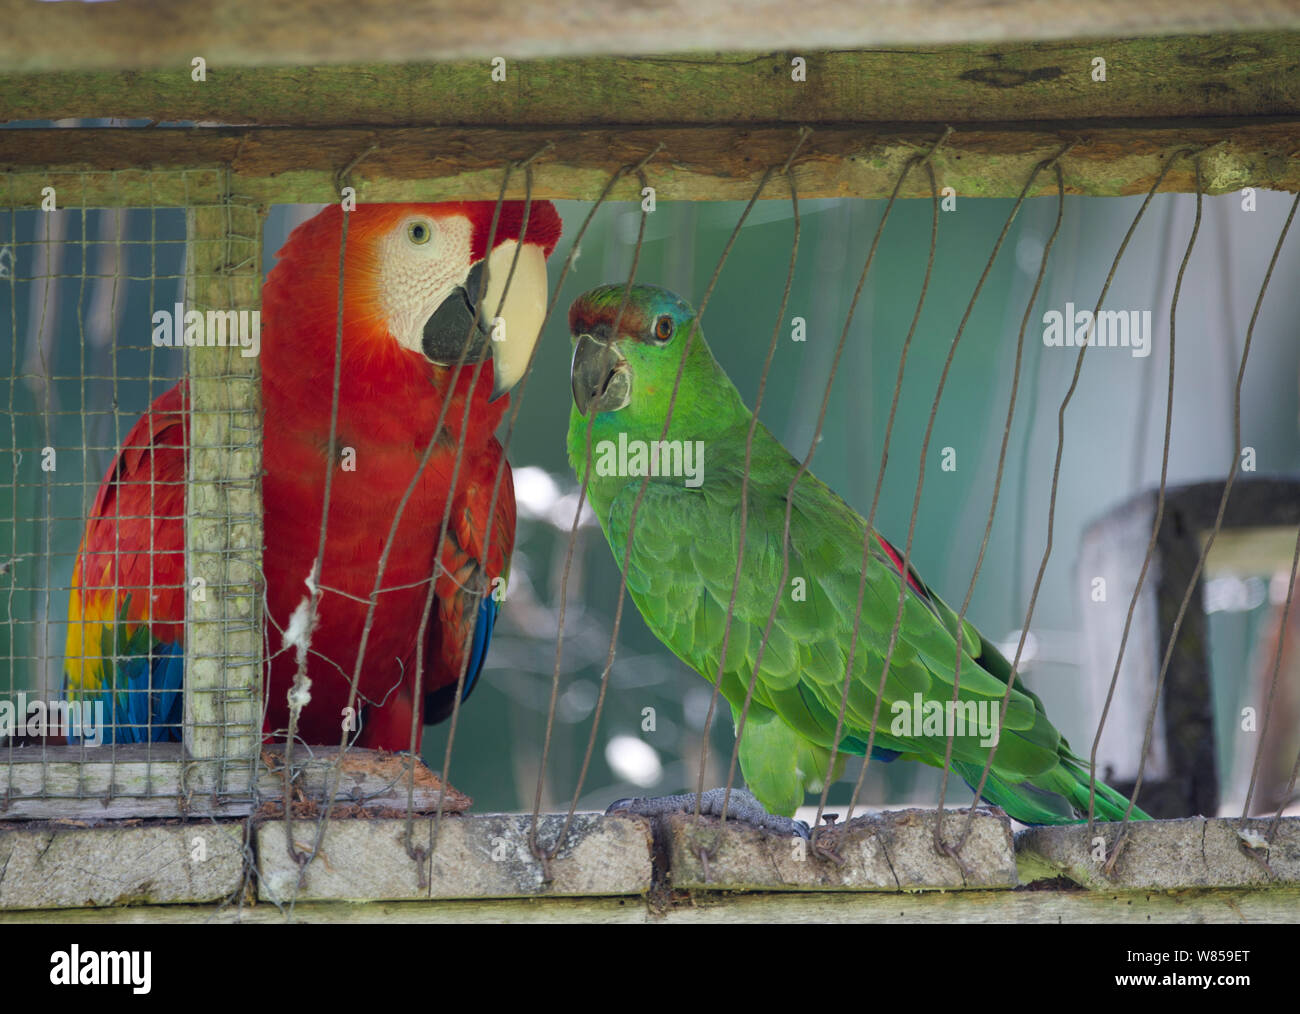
left=569, top=284, right=693, bottom=344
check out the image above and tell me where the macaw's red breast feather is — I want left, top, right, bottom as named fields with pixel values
left=254, top=200, right=560, bottom=752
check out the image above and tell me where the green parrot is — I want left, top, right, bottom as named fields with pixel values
left=567, top=283, right=1149, bottom=834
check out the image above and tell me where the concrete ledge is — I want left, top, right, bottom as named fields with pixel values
left=256, top=813, right=654, bottom=903
left=1016, top=817, right=1300, bottom=889
left=0, top=822, right=244, bottom=909
left=664, top=808, right=1018, bottom=891
left=5, top=886, right=1300, bottom=924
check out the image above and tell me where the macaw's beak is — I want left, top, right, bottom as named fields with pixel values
left=421, top=240, right=549, bottom=402
left=571, top=332, right=631, bottom=417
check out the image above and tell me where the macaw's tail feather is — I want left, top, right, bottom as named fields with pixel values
left=952, top=756, right=1150, bottom=826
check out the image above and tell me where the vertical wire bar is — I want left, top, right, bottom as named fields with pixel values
left=846, top=147, right=1058, bottom=832
left=931, top=158, right=1068, bottom=853
left=37, top=176, right=58, bottom=800
left=1110, top=175, right=1294, bottom=845
left=559, top=133, right=810, bottom=851
left=527, top=148, right=661, bottom=857
left=278, top=181, right=352, bottom=852
left=707, top=151, right=804, bottom=828
left=290, top=161, right=517, bottom=904
left=841, top=162, right=941, bottom=822
left=551, top=165, right=659, bottom=854
left=427, top=153, right=547, bottom=861
left=719, top=134, right=937, bottom=831
left=106, top=172, right=132, bottom=778
left=955, top=148, right=1198, bottom=852
left=1086, top=154, right=1202, bottom=831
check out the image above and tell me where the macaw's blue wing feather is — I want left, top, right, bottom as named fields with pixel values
left=422, top=591, right=499, bottom=726
left=462, top=593, right=498, bottom=703
left=67, top=615, right=183, bottom=745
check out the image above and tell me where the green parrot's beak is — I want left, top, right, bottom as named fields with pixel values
left=571, top=333, right=631, bottom=416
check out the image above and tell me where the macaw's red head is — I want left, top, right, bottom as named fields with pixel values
left=264, top=200, right=563, bottom=405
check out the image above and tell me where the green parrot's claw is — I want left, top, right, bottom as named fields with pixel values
left=606, top=788, right=810, bottom=840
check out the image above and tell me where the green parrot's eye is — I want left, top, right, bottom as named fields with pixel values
left=407, top=221, right=433, bottom=245
left=654, top=315, right=674, bottom=343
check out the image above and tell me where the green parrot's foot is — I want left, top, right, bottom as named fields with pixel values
left=606, top=788, right=810, bottom=839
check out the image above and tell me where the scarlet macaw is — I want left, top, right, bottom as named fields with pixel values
left=65, top=201, right=562, bottom=747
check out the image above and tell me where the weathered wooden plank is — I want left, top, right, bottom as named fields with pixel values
left=256, top=814, right=654, bottom=902
left=1, top=1, right=1298, bottom=71
left=664, top=808, right=1017, bottom=891
left=4, top=35, right=1297, bottom=126
left=0, top=822, right=244, bottom=909
left=0, top=746, right=468, bottom=820
left=1017, top=817, right=1300, bottom=888
left=1, top=121, right=1296, bottom=208
left=184, top=199, right=264, bottom=791
left=3, top=886, right=1298, bottom=923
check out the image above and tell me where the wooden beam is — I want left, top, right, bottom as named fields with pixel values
left=1, top=122, right=1296, bottom=206
left=3, top=35, right=1298, bottom=127
left=1, top=1, right=1298, bottom=71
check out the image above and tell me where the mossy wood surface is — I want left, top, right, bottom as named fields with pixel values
left=2, top=34, right=1296, bottom=126
left=0, top=120, right=1296, bottom=208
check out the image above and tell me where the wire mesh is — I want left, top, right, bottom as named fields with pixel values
left=0, top=169, right=262, bottom=813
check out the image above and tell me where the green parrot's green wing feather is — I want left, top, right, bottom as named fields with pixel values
left=598, top=425, right=1069, bottom=800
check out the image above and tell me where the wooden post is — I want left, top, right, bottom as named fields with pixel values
left=184, top=188, right=264, bottom=796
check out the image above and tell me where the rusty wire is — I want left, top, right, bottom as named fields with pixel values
left=713, top=129, right=949, bottom=838
left=425, top=152, right=549, bottom=856
left=957, top=146, right=1210, bottom=856
left=286, top=153, right=527, bottom=902
left=844, top=145, right=1070, bottom=848
left=838, top=161, right=941, bottom=827
left=279, top=169, right=353, bottom=868
left=551, top=129, right=812, bottom=854
left=527, top=144, right=665, bottom=860
left=1101, top=184, right=1296, bottom=872
left=1085, top=153, right=1203, bottom=833
left=1239, top=191, right=1300, bottom=834
left=699, top=137, right=811, bottom=833
left=930, top=157, right=1069, bottom=855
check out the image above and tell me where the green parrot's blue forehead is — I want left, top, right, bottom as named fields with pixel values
left=568, top=284, right=695, bottom=343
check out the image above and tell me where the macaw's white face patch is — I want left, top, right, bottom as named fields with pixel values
left=378, top=212, right=473, bottom=355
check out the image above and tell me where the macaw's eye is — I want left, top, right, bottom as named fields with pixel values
left=407, top=221, right=433, bottom=245
left=654, top=314, right=674, bottom=342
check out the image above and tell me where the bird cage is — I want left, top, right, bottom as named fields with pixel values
left=0, top=1, right=1298, bottom=929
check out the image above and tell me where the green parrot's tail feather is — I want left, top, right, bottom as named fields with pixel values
left=1055, top=757, right=1151, bottom=823
left=951, top=757, right=1150, bottom=825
